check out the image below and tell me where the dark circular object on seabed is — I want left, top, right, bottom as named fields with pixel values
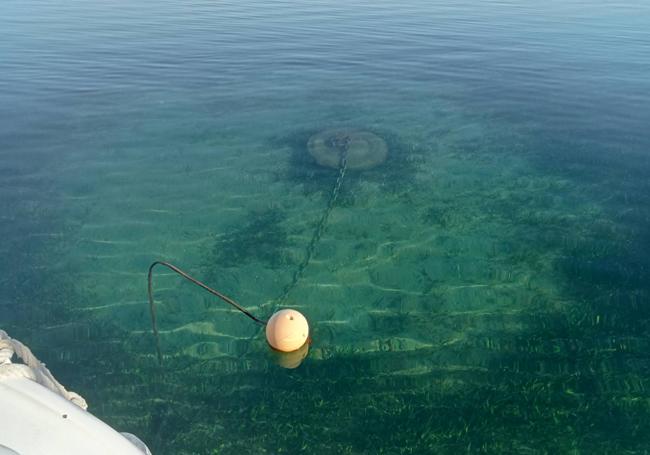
left=307, top=128, right=388, bottom=170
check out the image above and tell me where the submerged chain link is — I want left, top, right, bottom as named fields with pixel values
left=275, top=144, right=349, bottom=304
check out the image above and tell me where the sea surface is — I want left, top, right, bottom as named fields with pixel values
left=2, top=0, right=650, bottom=453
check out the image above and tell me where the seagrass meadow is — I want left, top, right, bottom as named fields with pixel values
left=1, top=0, right=650, bottom=453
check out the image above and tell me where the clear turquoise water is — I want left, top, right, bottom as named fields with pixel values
left=2, top=1, right=650, bottom=453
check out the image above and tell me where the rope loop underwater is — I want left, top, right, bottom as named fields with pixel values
left=147, top=261, right=267, bottom=365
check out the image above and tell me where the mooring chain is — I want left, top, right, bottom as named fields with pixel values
left=275, top=137, right=350, bottom=304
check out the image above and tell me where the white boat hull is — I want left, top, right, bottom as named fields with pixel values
left=0, top=376, right=148, bottom=455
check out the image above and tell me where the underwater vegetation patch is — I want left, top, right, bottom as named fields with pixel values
left=205, top=207, right=295, bottom=270
left=420, top=199, right=467, bottom=229
left=555, top=224, right=650, bottom=338
left=120, top=335, right=650, bottom=455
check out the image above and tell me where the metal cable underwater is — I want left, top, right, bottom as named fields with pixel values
left=273, top=150, right=349, bottom=306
